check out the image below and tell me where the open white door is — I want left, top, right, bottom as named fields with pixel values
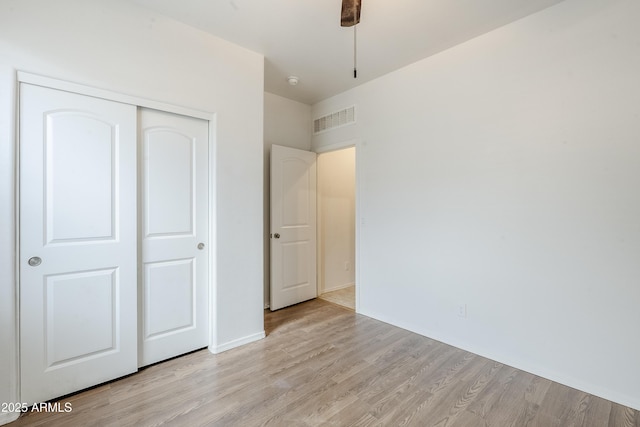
left=20, top=84, right=138, bottom=404
left=270, top=145, right=317, bottom=311
left=139, top=109, right=209, bottom=367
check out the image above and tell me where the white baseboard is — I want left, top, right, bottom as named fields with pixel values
left=359, top=307, right=640, bottom=412
left=0, top=412, right=20, bottom=426
left=209, top=331, right=266, bottom=354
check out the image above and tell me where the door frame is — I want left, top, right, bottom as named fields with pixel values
left=8, top=71, right=218, bottom=405
left=314, top=139, right=362, bottom=313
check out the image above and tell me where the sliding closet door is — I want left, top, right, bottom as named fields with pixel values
left=20, top=84, right=138, bottom=404
left=139, top=108, right=209, bottom=367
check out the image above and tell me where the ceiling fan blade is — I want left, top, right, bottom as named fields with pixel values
left=341, top=0, right=361, bottom=27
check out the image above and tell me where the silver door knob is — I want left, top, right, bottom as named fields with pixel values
left=28, top=257, right=42, bottom=267
left=274, top=233, right=280, bottom=239
left=197, top=243, right=205, bottom=250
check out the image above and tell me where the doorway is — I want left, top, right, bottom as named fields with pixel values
left=317, top=147, right=356, bottom=310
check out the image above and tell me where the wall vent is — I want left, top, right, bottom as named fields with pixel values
left=313, top=106, right=356, bottom=135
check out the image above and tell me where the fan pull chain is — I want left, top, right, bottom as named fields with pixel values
left=353, top=24, right=358, bottom=78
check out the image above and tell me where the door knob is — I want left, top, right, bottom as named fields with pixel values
left=274, top=233, right=280, bottom=239
left=197, top=243, right=205, bottom=250
left=28, top=257, right=42, bottom=267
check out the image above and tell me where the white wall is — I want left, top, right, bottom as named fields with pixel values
left=0, top=66, right=18, bottom=426
left=318, top=148, right=356, bottom=293
left=0, top=0, right=264, bottom=419
left=263, top=92, right=311, bottom=307
left=312, top=0, right=640, bottom=410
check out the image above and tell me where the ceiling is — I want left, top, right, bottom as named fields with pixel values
left=128, top=0, right=567, bottom=105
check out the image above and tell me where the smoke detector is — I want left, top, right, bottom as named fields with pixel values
left=287, top=76, right=299, bottom=86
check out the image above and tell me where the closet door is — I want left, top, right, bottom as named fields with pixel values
left=139, top=108, right=209, bottom=367
left=20, top=84, right=138, bottom=404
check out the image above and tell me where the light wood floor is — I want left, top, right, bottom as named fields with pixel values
left=318, top=285, right=355, bottom=310
left=11, top=299, right=640, bottom=426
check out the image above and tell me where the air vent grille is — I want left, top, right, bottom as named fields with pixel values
left=313, top=106, right=356, bottom=135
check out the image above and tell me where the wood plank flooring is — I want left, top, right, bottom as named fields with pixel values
left=318, top=285, right=355, bottom=310
left=11, top=298, right=640, bottom=426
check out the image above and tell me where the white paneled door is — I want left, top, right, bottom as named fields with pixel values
left=20, top=85, right=210, bottom=404
left=20, top=84, right=138, bottom=404
left=139, top=109, right=209, bottom=367
left=270, top=145, right=317, bottom=310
